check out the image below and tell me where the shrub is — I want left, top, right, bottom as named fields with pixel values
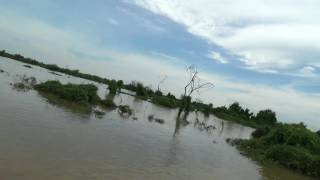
left=118, top=105, right=132, bottom=117
left=108, top=80, right=118, bottom=95
left=35, top=80, right=100, bottom=104
left=136, top=83, right=147, bottom=97
left=252, top=126, right=270, bottom=138
left=151, top=96, right=177, bottom=108
left=239, top=123, right=320, bottom=178
left=265, top=145, right=320, bottom=176
left=255, top=109, right=277, bottom=125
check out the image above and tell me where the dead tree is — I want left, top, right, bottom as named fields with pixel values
left=175, top=65, right=214, bottom=135
left=157, top=75, right=168, bottom=92
left=183, top=65, right=214, bottom=97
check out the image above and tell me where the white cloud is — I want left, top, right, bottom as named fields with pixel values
left=208, top=51, right=228, bottom=64
left=107, top=18, right=119, bottom=25
left=299, top=66, right=316, bottom=77
left=133, top=0, right=320, bottom=76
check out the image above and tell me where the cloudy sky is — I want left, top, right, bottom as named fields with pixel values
left=0, top=0, right=320, bottom=130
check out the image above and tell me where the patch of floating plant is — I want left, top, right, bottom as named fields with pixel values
left=93, top=108, right=106, bottom=119
left=10, top=75, right=36, bottom=92
left=23, top=64, right=32, bottom=68
left=193, top=119, right=216, bottom=135
left=49, top=71, right=62, bottom=76
left=118, top=105, right=133, bottom=118
left=148, top=114, right=165, bottom=124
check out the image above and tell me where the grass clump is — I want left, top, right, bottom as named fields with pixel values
left=34, top=80, right=100, bottom=104
left=238, top=123, right=320, bottom=178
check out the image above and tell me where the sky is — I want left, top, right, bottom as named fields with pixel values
left=0, top=0, right=320, bottom=130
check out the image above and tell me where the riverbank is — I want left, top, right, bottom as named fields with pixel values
left=236, top=123, right=320, bottom=178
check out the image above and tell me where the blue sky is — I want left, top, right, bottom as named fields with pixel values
left=0, top=0, right=320, bottom=129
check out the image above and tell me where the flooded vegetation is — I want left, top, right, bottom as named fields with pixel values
left=0, top=56, right=317, bottom=180
left=239, top=123, right=320, bottom=177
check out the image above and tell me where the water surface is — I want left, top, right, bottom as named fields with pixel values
left=0, top=57, right=314, bottom=180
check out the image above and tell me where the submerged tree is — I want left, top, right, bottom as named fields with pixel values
left=175, top=65, right=214, bottom=135
left=178, top=65, right=214, bottom=116
left=156, top=75, right=167, bottom=92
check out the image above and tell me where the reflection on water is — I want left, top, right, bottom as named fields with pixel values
left=38, top=92, right=92, bottom=121
left=0, top=57, right=315, bottom=180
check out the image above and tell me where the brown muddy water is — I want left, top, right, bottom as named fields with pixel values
left=0, top=57, right=315, bottom=180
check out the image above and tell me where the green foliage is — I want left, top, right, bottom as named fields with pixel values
left=108, top=80, right=119, bottom=95
left=35, top=80, right=100, bottom=104
left=213, top=103, right=257, bottom=128
left=151, top=95, right=178, bottom=108
left=136, top=82, right=148, bottom=97
left=155, top=90, right=163, bottom=96
left=255, top=109, right=277, bottom=125
left=317, top=130, right=320, bottom=137
left=117, top=80, right=123, bottom=91
left=252, top=126, right=270, bottom=138
left=212, top=102, right=277, bottom=128
left=239, top=123, right=320, bottom=178
left=179, top=95, right=192, bottom=112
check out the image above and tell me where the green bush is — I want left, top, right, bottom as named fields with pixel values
left=136, top=83, right=147, bottom=97
left=151, top=96, right=177, bottom=108
left=239, top=123, right=320, bottom=178
left=35, top=80, right=100, bottom=104
left=265, top=145, right=320, bottom=176
left=252, top=126, right=270, bottom=138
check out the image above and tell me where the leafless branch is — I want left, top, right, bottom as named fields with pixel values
left=183, top=65, right=214, bottom=97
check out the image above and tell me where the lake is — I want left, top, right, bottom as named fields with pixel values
left=0, top=57, right=315, bottom=180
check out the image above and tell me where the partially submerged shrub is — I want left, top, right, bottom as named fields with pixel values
left=11, top=75, right=36, bottom=92
left=265, top=145, right=320, bottom=177
left=252, top=126, right=270, bottom=138
left=154, top=118, right=165, bottom=124
left=93, top=109, right=105, bottom=119
left=148, top=114, right=154, bottom=121
left=108, top=80, right=119, bottom=95
left=148, top=115, right=165, bottom=124
left=101, top=98, right=116, bottom=108
left=151, top=96, right=177, bottom=108
left=239, top=123, right=320, bottom=178
left=118, top=105, right=132, bottom=117
left=136, top=83, right=146, bottom=97
left=49, top=71, right=62, bottom=76
left=35, top=80, right=100, bottom=104
left=23, top=64, right=32, bottom=68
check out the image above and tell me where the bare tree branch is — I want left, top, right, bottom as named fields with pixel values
left=183, top=65, right=214, bottom=97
